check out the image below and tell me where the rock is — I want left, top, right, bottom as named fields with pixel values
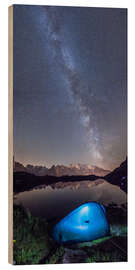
left=62, top=248, right=87, bottom=263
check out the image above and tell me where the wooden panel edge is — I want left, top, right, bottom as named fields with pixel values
left=8, top=5, right=13, bottom=265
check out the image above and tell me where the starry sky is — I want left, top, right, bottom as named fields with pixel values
left=13, top=5, right=127, bottom=170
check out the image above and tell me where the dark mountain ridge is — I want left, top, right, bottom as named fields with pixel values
left=13, top=172, right=99, bottom=193
left=13, top=158, right=127, bottom=193
left=104, top=158, right=127, bottom=193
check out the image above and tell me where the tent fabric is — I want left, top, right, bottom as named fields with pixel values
left=52, top=202, right=110, bottom=243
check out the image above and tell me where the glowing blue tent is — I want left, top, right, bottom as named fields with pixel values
left=52, top=202, right=110, bottom=243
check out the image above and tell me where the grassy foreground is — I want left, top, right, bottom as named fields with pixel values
left=13, top=204, right=127, bottom=264
left=13, top=204, right=54, bottom=264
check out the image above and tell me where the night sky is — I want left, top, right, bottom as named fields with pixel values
left=13, top=5, right=127, bottom=170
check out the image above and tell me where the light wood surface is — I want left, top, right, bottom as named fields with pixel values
left=8, top=5, right=13, bottom=265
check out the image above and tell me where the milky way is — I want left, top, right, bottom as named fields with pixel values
left=13, top=5, right=127, bottom=170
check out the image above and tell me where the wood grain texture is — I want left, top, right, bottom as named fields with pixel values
left=8, top=5, right=13, bottom=265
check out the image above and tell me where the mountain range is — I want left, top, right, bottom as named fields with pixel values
left=14, top=158, right=127, bottom=193
left=13, top=161, right=110, bottom=177
left=104, top=158, right=127, bottom=193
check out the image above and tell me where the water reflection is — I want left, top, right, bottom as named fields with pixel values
left=14, top=179, right=126, bottom=220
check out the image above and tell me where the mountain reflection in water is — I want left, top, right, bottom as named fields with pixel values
left=14, top=179, right=126, bottom=220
